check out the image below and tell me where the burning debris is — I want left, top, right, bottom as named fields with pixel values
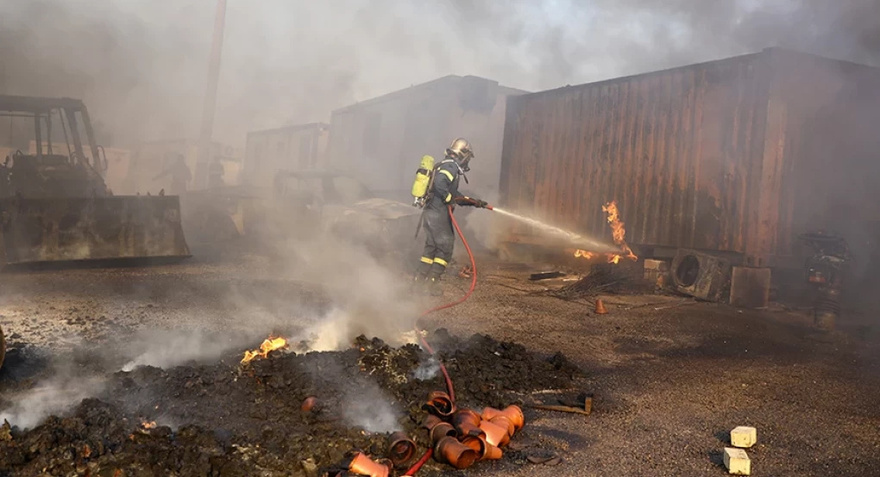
left=241, top=335, right=289, bottom=364
left=0, top=331, right=580, bottom=476
left=574, top=249, right=597, bottom=260
left=602, top=201, right=638, bottom=263
left=548, top=267, right=625, bottom=300
left=573, top=200, right=638, bottom=264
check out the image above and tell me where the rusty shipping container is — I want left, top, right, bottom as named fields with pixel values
left=500, top=48, right=880, bottom=268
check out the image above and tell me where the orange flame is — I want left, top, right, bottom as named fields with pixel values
left=241, top=335, right=289, bottom=364
left=574, top=249, right=595, bottom=259
left=572, top=201, right=638, bottom=263
left=141, top=421, right=157, bottom=429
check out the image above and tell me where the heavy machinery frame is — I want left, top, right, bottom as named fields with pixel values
left=0, top=95, right=191, bottom=268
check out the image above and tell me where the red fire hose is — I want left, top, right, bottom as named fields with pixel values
left=405, top=205, right=481, bottom=476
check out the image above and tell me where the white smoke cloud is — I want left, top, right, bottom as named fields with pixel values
left=3, top=0, right=877, bottom=147
left=412, top=355, right=440, bottom=381
left=342, top=380, right=401, bottom=434
left=271, top=230, right=421, bottom=353
left=0, top=375, right=106, bottom=429
left=120, top=329, right=239, bottom=372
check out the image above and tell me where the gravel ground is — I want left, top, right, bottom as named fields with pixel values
left=429, top=262, right=880, bottom=476
left=1, top=255, right=879, bottom=476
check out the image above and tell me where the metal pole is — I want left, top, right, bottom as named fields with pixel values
left=34, top=113, right=42, bottom=157
left=196, top=0, right=227, bottom=190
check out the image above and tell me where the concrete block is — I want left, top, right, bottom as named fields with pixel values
left=643, top=259, right=668, bottom=271
left=729, top=267, right=771, bottom=308
left=723, top=447, right=751, bottom=475
left=643, top=259, right=669, bottom=288
left=730, top=426, right=757, bottom=448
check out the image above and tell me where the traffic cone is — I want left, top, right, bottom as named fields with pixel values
left=594, top=299, right=608, bottom=314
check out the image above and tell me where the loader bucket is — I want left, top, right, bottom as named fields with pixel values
left=0, top=196, right=191, bottom=269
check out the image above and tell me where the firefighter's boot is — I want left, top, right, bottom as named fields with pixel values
left=412, top=259, right=433, bottom=292
left=428, top=277, right=444, bottom=297
left=410, top=275, right=428, bottom=293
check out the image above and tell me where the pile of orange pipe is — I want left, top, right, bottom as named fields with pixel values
left=421, top=391, right=525, bottom=470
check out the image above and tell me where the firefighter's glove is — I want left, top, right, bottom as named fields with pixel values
left=458, top=197, right=483, bottom=208
left=474, top=199, right=489, bottom=208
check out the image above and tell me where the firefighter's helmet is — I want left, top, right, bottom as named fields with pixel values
left=446, top=138, right=474, bottom=171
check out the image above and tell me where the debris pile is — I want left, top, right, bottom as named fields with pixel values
left=0, top=331, right=580, bottom=476
left=546, top=265, right=644, bottom=300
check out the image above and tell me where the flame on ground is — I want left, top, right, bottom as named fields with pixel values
left=141, top=420, right=157, bottom=429
left=241, top=335, right=289, bottom=364
left=573, top=201, right=638, bottom=263
left=574, top=249, right=596, bottom=259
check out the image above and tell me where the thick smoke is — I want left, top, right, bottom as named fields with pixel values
left=2, top=0, right=879, bottom=430
left=0, top=353, right=107, bottom=430
left=275, top=232, right=421, bottom=352
left=0, top=376, right=105, bottom=429
left=120, top=329, right=242, bottom=371
left=1, top=0, right=878, bottom=147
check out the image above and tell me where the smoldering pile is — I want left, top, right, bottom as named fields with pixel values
left=544, top=263, right=649, bottom=300
left=0, top=330, right=580, bottom=476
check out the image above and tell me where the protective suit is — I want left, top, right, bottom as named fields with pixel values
left=415, top=138, right=487, bottom=295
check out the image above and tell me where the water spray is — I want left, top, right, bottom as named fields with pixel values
left=488, top=206, right=616, bottom=252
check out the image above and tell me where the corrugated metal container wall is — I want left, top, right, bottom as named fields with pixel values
left=501, top=52, right=769, bottom=256
left=327, top=79, right=457, bottom=199
left=766, top=51, right=880, bottom=269
left=327, top=76, right=524, bottom=202
left=500, top=48, right=880, bottom=267
left=242, top=124, right=329, bottom=190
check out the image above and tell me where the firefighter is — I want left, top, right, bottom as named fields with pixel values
left=415, top=138, right=488, bottom=296
left=208, top=158, right=225, bottom=188
left=154, top=154, right=192, bottom=196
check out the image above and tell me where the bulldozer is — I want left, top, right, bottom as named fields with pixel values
left=0, top=95, right=191, bottom=268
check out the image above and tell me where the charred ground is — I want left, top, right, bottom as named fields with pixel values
left=0, top=258, right=879, bottom=476
left=0, top=262, right=582, bottom=477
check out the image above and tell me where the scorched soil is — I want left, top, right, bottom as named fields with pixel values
left=0, top=330, right=581, bottom=477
